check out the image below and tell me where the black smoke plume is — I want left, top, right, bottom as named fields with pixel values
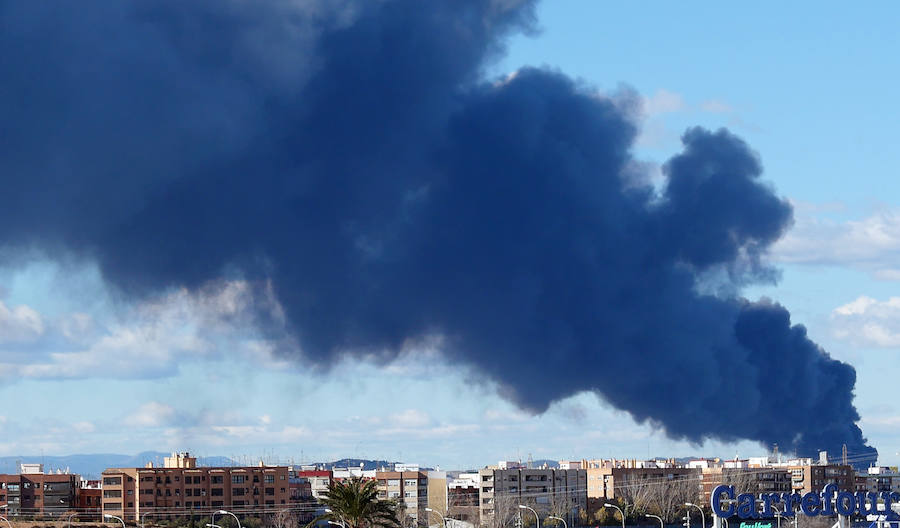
left=0, top=0, right=876, bottom=464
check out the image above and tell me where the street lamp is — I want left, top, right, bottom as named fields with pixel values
left=645, top=515, right=663, bottom=528
left=66, top=511, right=79, bottom=528
left=604, top=503, right=626, bottom=528
left=685, top=503, right=705, bottom=528
left=518, top=505, right=540, bottom=528
left=546, top=516, right=568, bottom=528
left=105, top=514, right=126, bottom=528
left=425, top=508, right=447, bottom=528
left=215, top=510, right=242, bottom=528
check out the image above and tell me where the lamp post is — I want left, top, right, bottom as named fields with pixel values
left=66, top=511, right=78, bottom=528
left=645, top=514, right=663, bottom=528
left=425, top=508, right=447, bottom=528
left=604, top=503, right=626, bottom=528
left=141, top=511, right=155, bottom=528
left=546, top=516, right=567, bottom=528
left=518, top=505, right=540, bottom=528
left=215, top=510, right=242, bottom=528
left=685, top=503, right=705, bottom=528
left=105, top=514, right=126, bottom=528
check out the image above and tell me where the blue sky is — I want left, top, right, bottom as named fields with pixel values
left=1, top=1, right=899, bottom=469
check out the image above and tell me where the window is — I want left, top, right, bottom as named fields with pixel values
left=264, top=475, right=275, bottom=484
left=104, top=503, right=122, bottom=510
left=234, top=488, right=245, bottom=496
left=127, top=490, right=133, bottom=495
left=175, top=476, right=180, bottom=482
left=212, top=501, right=224, bottom=507
left=234, top=501, right=245, bottom=506
left=211, top=476, right=224, bottom=484
left=103, top=490, right=122, bottom=498
left=265, top=488, right=275, bottom=496
left=404, top=480, right=417, bottom=487
left=253, top=476, right=260, bottom=483
left=103, top=477, right=122, bottom=486
left=7, top=484, right=18, bottom=491
left=175, top=489, right=180, bottom=496
left=388, top=479, right=400, bottom=486
left=195, top=477, right=202, bottom=484
left=211, top=489, right=223, bottom=497
left=280, top=475, right=286, bottom=480
left=233, top=475, right=247, bottom=484
left=404, top=491, right=415, bottom=498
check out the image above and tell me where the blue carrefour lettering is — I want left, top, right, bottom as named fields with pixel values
left=712, top=485, right=736, bottom=517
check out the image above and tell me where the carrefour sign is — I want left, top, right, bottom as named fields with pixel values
left=711, top=484, right=900, bottom=518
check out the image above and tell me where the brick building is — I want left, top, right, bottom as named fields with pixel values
left=0, top=468, right=78, bottom=516
left=101, top=452, right=290, bottom=521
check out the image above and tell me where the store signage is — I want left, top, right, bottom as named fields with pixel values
left=711, top=484, right=900, bottom=519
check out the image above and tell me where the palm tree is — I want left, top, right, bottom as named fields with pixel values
left=310, top=477, right=401, bottom=528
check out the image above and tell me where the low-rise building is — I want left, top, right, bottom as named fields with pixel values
left=0, top=465, right=78, bottom=516
left=375, top=469, right=429, bottom=527
left=478, top=465, right=586, bottom=528
left=101, top=452, right=290, bottom=521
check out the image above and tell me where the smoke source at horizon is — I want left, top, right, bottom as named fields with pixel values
left=0, top=0, right=877, bottom=465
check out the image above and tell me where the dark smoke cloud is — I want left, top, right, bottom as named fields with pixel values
left=0, top=0, right=876, bottom=464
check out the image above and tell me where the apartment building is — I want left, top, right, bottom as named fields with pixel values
left=77, top=479, right=103, bottom=521
left=375, top=469, right=429, bottom=526
left=478, top=465, right=586, bottom=528
left=584, top=459, right=699, bottom=501
left=858, top=467, right=900, bottom=495
left=447, top=473, right=480, bottom=525
left=787, top=463, right=854, bottom=494
left=289, top=468, right=332, bottom=500
left=101, top=452, right=290, bottom=521
left=0, top=465, right=78, bottom=516
left=700, top=467, right=791, bottom=503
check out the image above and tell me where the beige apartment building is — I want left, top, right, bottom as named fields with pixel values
left=787, top=463, right=854, bottom=494
left=101, top=452, right=290, bottom=521
left=375, top=469, right=429, bottom=527
left=584, top=459, right=699, bottom=501
left=478, top=466, right=586, bottom=528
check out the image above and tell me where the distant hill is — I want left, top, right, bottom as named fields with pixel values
left=0, top=454, right=426, bottom=478
left=317, top=458, right=402, bottom=471
left=0, top=452, right=233, bottom=478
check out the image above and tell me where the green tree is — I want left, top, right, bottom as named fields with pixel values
left=310, top=478, right=401, bottom=528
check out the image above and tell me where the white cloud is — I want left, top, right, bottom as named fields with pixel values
left=72, top=421, right=96, bottom=434
left=774, top=207, right=900, bottom=278
left=831, top=296, right=900, bottom=347
left=641, top=89, right=685, bottom=117
left=0, top=300, right=44, bottom=343
left=699, top=100, right=733, bottom=113
left=2, top=279, right=293, bottom=382
left=125, top=402, right=177, bottom=427
left=390, top=409, right=430, bottom=428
